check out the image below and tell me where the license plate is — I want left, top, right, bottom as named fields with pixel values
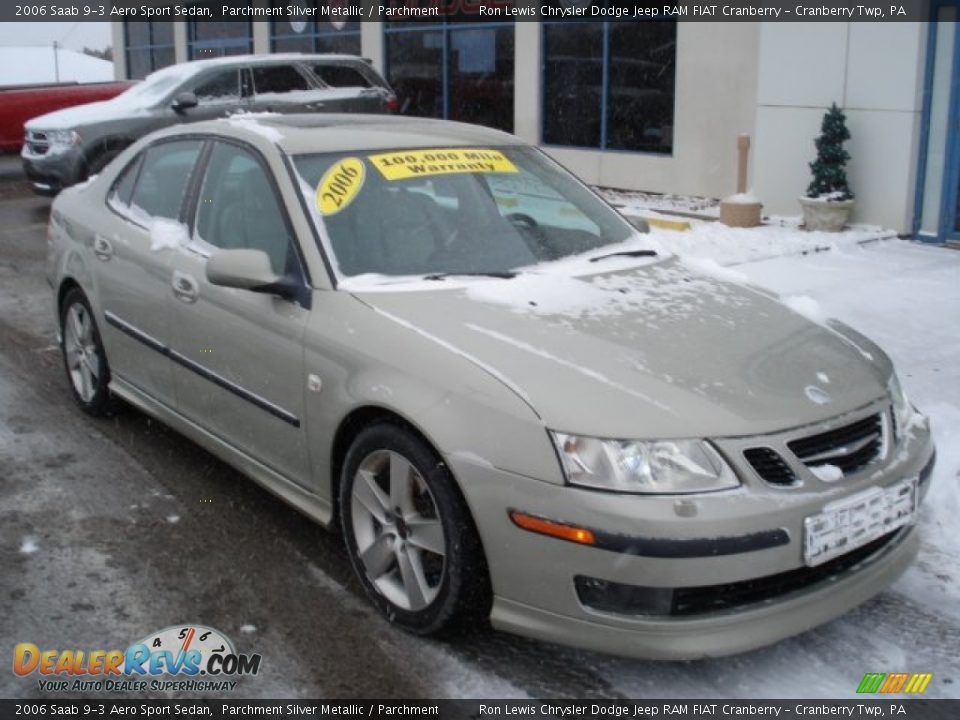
left=803, top=477, right=917, bottom=567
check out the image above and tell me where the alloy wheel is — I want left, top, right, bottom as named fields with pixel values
left=349, top=449, right=447, bottom=612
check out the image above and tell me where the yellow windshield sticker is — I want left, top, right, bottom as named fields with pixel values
left=317, top=157, right=365, bottom=215
left=368, top=148, right=518, bottom=181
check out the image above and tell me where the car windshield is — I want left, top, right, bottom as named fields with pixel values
left=115, top=69, right=190, bottom=108
left=292, top=145, right=641, bottom=279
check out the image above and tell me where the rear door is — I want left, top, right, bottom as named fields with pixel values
left=166, top=139, right=311, bottom=485
left=95, top=139, right=205, bottom=407
left=305, top=60, right=392, bottom=113
left=250, top=63, right=323, bottom=114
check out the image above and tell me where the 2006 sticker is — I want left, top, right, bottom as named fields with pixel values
left=317, top=158, right=365, bottom=215
left=368, top=148, right=518, bottom=181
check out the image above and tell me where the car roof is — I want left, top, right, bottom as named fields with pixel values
left=161, top=113, right=525, bottom=155
left=142, top=53, right=371, bottom=85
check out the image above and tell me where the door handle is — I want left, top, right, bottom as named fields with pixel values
left=93, top=235, right=113, bottom=261
left=171, top=271, right=199, bottom=304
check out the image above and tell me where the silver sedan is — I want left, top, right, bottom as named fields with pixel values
left=47, top=114, right=935, bottom=659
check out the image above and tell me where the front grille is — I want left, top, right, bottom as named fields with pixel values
left=743, top=447, right=797, bottom=485
left=575, top=529, right=901, bottom=618
left=787, top=413, right=883, bottom=476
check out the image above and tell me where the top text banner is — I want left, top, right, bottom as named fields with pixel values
left=0, top=1, right=934, bottom=23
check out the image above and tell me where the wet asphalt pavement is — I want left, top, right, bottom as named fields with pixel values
left=1, top=156, right=958, bottom=701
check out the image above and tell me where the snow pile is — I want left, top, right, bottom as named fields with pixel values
left=809, top=464, right=844, bottom=482
left=149, top=218, right=189, bottom=252
left=724, top=191, right=761, bottom=205
left=0, top=46, right=113, bottom=87
left=782, top=294, right=826, bottom=323
left=227, top=113, right=285, bottom=143
left=598, top=187, right=895, bottom=267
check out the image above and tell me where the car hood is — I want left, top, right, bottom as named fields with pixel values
left=351, top=257, right=890, bottom=439
left=25, top=98, right=142, bottom=130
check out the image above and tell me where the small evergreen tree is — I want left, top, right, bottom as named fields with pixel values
left=806, top=103, right=853, bottom=201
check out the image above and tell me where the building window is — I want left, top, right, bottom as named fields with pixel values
left=124, top=21, right=175, bottom=79
left=269, top=0, right=361, bottom=55
left=187, top=3, right=253, bottom=60
left=385, top=20, right=515, bottom=133
left=542, top=22, right=676, bottom=154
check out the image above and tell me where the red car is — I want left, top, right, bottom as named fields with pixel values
left=0, top=81, right=133, bottom=153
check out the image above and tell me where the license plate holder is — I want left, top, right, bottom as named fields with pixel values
left=803, top=477, right=917, bottom=567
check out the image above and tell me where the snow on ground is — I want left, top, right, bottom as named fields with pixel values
left=577, top=215, right=960, bottom=697
left=731, top=240, right=960, bottom=621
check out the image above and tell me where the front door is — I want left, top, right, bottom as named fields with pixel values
left=168, top=139, right=311, bottom=485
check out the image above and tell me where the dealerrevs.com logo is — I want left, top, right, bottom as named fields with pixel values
left=13, top=625, right=261, bottom=693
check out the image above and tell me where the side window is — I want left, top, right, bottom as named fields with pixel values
left=252, top=65, right=311, bottom=95
left=128, top=140, right=204, bottom=223
left=312, top=64, right=371, bottom=89
left=107, top=152, right=143, bottom=211
left=193, top=69, right=240, bottom=102
left=195, top=142, right=297, bottom=276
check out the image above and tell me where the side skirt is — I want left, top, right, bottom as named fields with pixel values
left=109, top=375, right=334, bottom=527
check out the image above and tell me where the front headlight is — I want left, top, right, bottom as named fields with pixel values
left=46, top=130, right=81, bottom=147
left=551, top=433, right=740, bottom=494
left=888, top=373, right=912, bottom=443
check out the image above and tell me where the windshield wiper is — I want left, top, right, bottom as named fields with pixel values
left=588, top=249, right=659, bottom=263
left=423, top=271, right=518, bottom=280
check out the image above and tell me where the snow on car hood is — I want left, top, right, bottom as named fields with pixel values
left=351, top=257, right=890, bottom=439
left=25, top=98, right=145, bottom=130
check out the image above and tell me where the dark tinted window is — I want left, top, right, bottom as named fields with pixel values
left=269, top=1, right=361, bottom=54
left=253, top=65, right=310, bottom=95
left=124, top=21, right=176, bottom=80
left=313, top=64, right=371, bottom=88
left=385, top=23, right=514, bottom=132
left=195, top=143, right=295, bottom=275
left=187, top=12, right=253, bottom=59
left=194, top=70, right=240, bottom=101
left=542, top=24, right=602, bottom=148
left=543, top=22, right=676, bottom=154
left=606, top=23, right=676, bottom=153
left=129, top=141, right=204, bottom=223
left=107, top=153, right=143, bottom=210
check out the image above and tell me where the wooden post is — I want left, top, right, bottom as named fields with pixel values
left=736, top=134, right=750, bottom=194
left=720, top=134, right=762, bottom=227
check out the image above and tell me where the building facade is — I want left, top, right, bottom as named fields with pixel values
left=112, top=5, right=960, bottom=243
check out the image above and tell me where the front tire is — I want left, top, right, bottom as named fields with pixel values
left=339, top=422, right=489, bottom=634
left=60, top=288, right=114, bottom=416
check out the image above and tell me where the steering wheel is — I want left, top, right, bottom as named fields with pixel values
left=505, top=213, right=557, bottom=259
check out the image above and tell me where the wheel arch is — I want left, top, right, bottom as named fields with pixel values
left=330, top=404, right=451, bottom=523
left=57, top=276, right=84, bottom=315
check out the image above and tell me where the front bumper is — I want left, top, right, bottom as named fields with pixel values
left=448, top=398, right=935, bottom=659
left=21, top=143, right=86, bottom=195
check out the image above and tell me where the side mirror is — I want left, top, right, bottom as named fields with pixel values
left=171, top=91, right=199, bottom=112
left=625, top=215, right=651, bottom=233
left=206, top=249, right=299, bottom=301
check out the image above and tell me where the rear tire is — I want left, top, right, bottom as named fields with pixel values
left=339, top=422, right=490, bottom=634
left=60, top=288, right=114, bottom=416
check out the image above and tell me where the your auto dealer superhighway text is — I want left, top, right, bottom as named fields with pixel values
left=479, top=705, right=891, bottom=717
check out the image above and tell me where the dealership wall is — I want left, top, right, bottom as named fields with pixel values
left=112, top=18, right=928, bottom=233
left=530, top=23, right=761, bottom=203
left=752, top=22, right=927, bottom=232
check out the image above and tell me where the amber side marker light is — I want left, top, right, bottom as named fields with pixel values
left=509, top=511, right=596, bottom=546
